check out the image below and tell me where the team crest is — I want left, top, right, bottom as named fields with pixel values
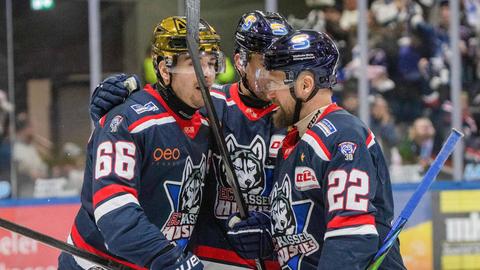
left=225, top=134, right=266, bottom=194
left=291, top=34, right=311, bottom=50
left=271, top=175, right=296, bottom=235
left=242, top=15, right=257, bottom=31
left=338, top=142, right=357, bottom=161
left=213, top=134, right=269, bottom=219
left=271, top=175, right=319, bottom=269
left=162, top=155, right=206, bottom=248
left=109, top=115, right=123, bottom=132
left=270, top=23, right=288, bottom=36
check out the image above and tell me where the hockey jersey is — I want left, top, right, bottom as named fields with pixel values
left=270, top=103, right=405, bottom=270
left=191, top=82, right=283, bottom=269
left=60, top=85, right=210, bottom=269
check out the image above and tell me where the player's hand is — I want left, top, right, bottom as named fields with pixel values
left=227, top=211, right=274, bottom=259
left=150, top=245, right=203, bottom=270
left=90, top=73, right=140, bottom=121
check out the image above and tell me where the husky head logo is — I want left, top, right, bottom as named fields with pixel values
left=271, top=175, right=296, bottom=235
left=178, top=155, right=206, bottom=213
left=224, top=134, right=266, bottom=195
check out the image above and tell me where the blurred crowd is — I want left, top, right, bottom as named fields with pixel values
left=0, top=91, right=84, bottom=198
left=289, top=0, right=480, bottom=181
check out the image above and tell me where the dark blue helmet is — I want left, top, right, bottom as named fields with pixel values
left=234, top=10, right=293, bottom=55
left=264, top=30, right=339, bottom=89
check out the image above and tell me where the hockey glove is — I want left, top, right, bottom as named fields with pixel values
left=149, top=244, right=203, bottom=270
left=90, top=73, right=140, bottom=121
left=227, top=211, right=274, bottom=259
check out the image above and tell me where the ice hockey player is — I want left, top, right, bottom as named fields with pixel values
left=88, top=11, right=294, bottom=270
left=58, top=16, right=225, bottom=270
left=226, top=29, right=406, bottom=270
left=190, top=11, right=293, bottom=270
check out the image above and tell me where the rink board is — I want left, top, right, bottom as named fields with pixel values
left=0, top=183, right=480, bottom=269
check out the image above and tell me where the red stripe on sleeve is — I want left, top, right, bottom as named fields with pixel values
left=194, top=245, right=280, bottom=270
left=366, top=131, right=373, bottom=147
left=99, top=115, right=107, bottom=128
left=127, top=112, right=170, bottom=132
left=306, top=129, right=332, bottom=160
left=93, top=184, right=138, bottom=208
left=71, top=224, right=146, bottom=270
left=327, top=214, right=375, bottom=229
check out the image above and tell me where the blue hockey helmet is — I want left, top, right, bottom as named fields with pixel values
left=234, top=10, right=293, bottom=55
left=263, top=29, right=339, bottom=90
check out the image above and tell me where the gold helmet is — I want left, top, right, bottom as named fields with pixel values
left=151, top=16, right=224, bottom=80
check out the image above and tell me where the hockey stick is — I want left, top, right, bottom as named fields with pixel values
left=184, top=1, right=266, bottom=269
left=0, top=217, right=134, bottom=270
left=366, top=129, right=463, bottom=270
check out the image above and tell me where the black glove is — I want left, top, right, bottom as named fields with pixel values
left=90, top=73, right=140, bottom=121
left=149, top=244, right=203, bottom=270
left=227, top=211, right=274, bottom=259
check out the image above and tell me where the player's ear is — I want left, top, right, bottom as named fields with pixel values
left=158, top=60, right=170, bottom=85
left=233, top=53, right=245, bottom=74
left=297, top=71, right=315, bottom=100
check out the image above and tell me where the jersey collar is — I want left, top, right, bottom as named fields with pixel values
left=280, top=103, right=343, bottom=160
left=144, top=84, right=205, bottom=139
left=230, top=82, right=277, bottom=121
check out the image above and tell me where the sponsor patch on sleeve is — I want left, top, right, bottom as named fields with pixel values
left=294, top=166, right=320, bottom=191
left=317, top=119, right=337, bottom=137
left=130, top=101, right=159, bottom=114
left=338, top=141, right=357, bottom=161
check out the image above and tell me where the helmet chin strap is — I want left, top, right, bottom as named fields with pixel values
left=289, top=85, right=303, bottom=125
left=289, top=84, right=319, bottom=125
left=234, top=62, right=261, bottom=101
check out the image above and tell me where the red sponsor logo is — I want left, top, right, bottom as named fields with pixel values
left=294, top=167, right=320, bottom=191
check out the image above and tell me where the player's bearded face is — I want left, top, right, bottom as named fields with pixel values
left=257, top=70, right=296, bottom=128
left=170, top=53, right=217, bottom=109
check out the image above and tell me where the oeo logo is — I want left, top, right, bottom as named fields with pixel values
left=242, top=15, right=257, bottom=31
left=291, top=34, right=310, bottom=50
left=270, top=23, right=288, bottom=36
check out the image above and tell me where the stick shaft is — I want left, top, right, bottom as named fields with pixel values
left=0, top=217, right=133, bottom=270
left=367, top=129, right=463, bottom=270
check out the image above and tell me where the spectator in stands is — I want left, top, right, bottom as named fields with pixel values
left=370, top=95, right=399, bottom=164
left=339, top=81, right=359, bottom=116
left=398, top=117, right=436, bottom=170
left=0, top=90, right=12, bottom=142
left=13, top=112, right=47, bottom=198
left=0, top=90, right=13, bottom=196
left=51, top=142, right=84, bottom=194
left=435, top=92, right=478, bottom=147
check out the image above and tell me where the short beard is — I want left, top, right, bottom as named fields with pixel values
left=273, top=106, right=294, bottom=128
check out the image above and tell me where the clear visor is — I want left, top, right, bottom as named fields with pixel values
left=167, top=51, right=226, bottom=76
left=254, top=67, right=294, bottom=93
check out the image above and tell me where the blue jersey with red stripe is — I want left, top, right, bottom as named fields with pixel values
left=60, top=85, right=210, bottom=269
left=191, top=82, right=284, bottom=269
left=270, top=103, right=405, bottom=270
